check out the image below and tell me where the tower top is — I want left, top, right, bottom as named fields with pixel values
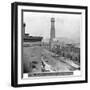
left=51, top=17, right=55, bottom=22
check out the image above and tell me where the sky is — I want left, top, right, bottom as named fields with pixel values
left=23, top=12, right=81, bottom=42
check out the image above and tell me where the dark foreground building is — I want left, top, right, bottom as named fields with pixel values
left=22, top=23, right=43, bottom=76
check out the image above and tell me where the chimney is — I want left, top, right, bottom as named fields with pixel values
left=49, top=18, right=55, bottom=50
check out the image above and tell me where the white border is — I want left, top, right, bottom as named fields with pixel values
left=18, top=5, right=86, bottom=84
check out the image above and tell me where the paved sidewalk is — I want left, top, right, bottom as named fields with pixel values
left=58, top=57, right=80, bottom=69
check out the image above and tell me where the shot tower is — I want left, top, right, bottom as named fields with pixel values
left=49, top=17, right=55, bottom=50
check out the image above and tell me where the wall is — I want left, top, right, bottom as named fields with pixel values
left=0, top=0, right=89, bottom=89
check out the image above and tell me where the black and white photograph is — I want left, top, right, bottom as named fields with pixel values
left=22, top=11, right=81, bottom=77
left=11, top=2, right=88, bottom=87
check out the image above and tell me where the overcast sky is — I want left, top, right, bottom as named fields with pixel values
left=23, top=12, right=81, bottom=42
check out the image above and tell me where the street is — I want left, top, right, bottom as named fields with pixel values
left=23, top=46, right=78, bottom=73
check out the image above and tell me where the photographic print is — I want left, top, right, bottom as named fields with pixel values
left=11, top=2, right=88, bottom=87
left=23, top=11, right=80, bottom=77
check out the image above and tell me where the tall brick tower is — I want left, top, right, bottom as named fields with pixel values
left=49, top=17, right=55, bottom=50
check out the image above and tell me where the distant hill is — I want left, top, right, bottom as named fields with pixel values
left=42, top=37, right=80, bottom=47
left=43, top=37, right=79, bottom=43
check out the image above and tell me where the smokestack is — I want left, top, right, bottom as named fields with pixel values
left=49, top=18, right=55, bottom=50
left=51, top=18, right=55, bottom=39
